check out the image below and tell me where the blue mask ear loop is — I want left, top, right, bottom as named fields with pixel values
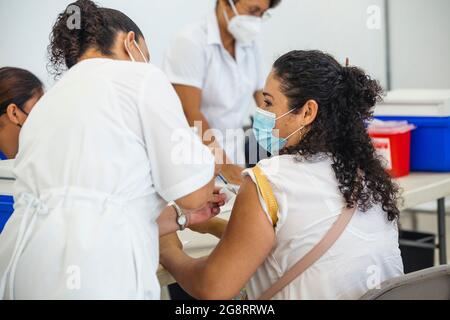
left=274, top=107, right=305, bottom=141
left=275, top=108, right=297, bottom=121
left=284, top=125, right=305, bottom=140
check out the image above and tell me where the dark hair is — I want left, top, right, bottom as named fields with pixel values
left=48, top=0, right=144, bottom=78
left=273, top=50, right=399, bottom=221
left=218, top=0, right=282, bottom=9
left=0, top=67, right=43, bottom=115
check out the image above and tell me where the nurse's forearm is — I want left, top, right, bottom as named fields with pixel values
left=188, top=111, right=232, bottom=165
left=173, top=84, right=231, bottom=164
left=192, top=113, right=225, bottom=157
left=189, top=112, right=212, bottom=138
left=157, top=206, right=180, bottom=237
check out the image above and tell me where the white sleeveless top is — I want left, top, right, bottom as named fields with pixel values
left=243, top=155, right=404, bottom=300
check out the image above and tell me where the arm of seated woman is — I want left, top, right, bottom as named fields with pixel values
left=188, top=217, right=228, bottom=239
left=160, top=176, right=275, bottom=300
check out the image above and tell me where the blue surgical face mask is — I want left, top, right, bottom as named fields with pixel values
left=253, top=107, right=304, bottom=155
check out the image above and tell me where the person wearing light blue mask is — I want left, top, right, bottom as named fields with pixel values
left=253, top=107, right=306, bottom=155
left=160, top=50, right=403, bottom=301
left=252, top=75, right=317, bottom=156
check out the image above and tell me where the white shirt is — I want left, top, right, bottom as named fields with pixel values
left=0, top=58, right=215, bottom=300
left=162, top=12, right=266, bottom=165
left=243, top=155, right=404, bottom=300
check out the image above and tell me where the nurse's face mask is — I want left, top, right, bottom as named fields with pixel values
left=124, top=40, right=148, bottom=63
left=253, top=107, right=305, bottom=155
left=223, top=0, right=263, bottom=45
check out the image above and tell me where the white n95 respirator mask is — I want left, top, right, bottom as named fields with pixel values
left=223, top=0, right=262, bottom=45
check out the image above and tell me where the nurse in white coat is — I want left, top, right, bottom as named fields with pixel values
left=0, top=0, right=222, bottom=300
left=163, top=0, right=282, bottom=185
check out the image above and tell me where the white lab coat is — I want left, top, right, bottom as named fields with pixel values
left=0, top=59, right=215, bottom=299
left=162, top=12, right=267, bottom=165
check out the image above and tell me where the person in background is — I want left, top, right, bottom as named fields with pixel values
left=163, top=0, right=282, bottom=185
left=160, top=50, right=404, bottom=300
left=0, top=68, right=44, bottom=159
left=0, top=0, right=225, bottom=300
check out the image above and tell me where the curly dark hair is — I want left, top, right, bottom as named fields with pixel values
left=273, top=50, right=400, bottom=221
left=48, top=0, right=144, bottom=78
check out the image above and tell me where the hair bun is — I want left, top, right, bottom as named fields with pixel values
left=340, top=66, right=384, bottom=119
left=48, top=0, right=105, bottom=77
left=48, top=0, right=144, bottom=78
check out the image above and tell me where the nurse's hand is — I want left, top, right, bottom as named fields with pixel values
left=186, top=189, right=227, bottom=227
left=221, top=164, right=244, bottom=186
left=159, top=189, right=226, bottom=237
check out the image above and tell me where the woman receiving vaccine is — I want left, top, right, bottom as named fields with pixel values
left=160, top=50, right=404, bottom=300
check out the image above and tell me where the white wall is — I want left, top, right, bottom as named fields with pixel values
left=388, top=0, right=450, bottom=89
left=0, top=0, right=387, bottom=88
left=0, top=0, right=214, bottom=86
left=262, top=0, right=387, bottom=85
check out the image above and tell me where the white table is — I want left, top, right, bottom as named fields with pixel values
left=396, top=173, right=450, bottom=264
left=158, top=173, right=450, bottom=287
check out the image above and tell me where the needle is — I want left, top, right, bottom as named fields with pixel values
left=217, top=174, right=238, bottom=195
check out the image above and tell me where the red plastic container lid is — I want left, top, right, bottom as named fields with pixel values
left=368, top=119, right=416, bottom=135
